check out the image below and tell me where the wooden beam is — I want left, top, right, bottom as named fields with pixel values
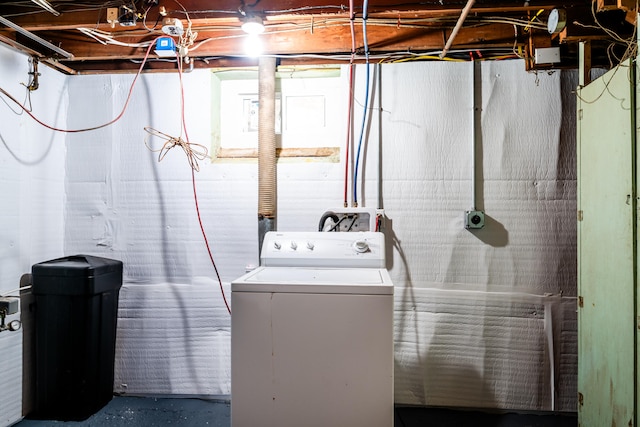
left=0, top=0, right=598, bottom=72
left=16, top=22, right=518, bottom=63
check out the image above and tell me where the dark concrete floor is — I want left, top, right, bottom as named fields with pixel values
left=14, top=396, right=577, bottom=426
left=15, top=397, right=230, bottom=426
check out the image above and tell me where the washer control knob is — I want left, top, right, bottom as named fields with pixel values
left=273, top=241, right=281, bottom=250
left=306, top=241, right=314, bottom=250
left=290, top=241, right=298, bottom=250
left=353, top=240, right=369, bottom=253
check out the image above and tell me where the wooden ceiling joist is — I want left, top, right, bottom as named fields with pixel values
left=0, top=0, right=634, bottom=73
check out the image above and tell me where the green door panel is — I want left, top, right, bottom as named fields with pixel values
left=577, top=59, right=636, bottom=427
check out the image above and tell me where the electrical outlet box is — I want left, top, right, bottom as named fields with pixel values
left=464, top=210, right=485, bottom=229
left=0, top=297, right=19, bottom=315
left=319, top=207, right=377, bottom=232
left=106, top=7, right=119, bottom=26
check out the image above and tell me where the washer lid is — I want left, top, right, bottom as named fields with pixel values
left=231, top=266, right=393, bottom=295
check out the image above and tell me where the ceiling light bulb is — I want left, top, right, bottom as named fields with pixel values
left=244, top=34, right=263, bottom=57
left=241, top=16, right=265, bottom=35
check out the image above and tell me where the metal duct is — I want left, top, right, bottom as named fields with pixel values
left=257, top=56, right=277, bottom=258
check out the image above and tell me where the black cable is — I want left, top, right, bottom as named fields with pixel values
left=328, top=216, right=346, bottom=232
left=318, top=212, right=340, bottom=231
left=346, top=214, right=358, bottom=231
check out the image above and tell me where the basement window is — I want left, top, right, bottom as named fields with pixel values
left=211, top=66, right=342, bottom=161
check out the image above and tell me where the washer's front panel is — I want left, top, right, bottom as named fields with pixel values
left=231, top=291, right=393, bottom=427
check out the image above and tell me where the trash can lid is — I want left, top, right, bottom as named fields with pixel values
left=31, top=255, right=123, bottom=296
left=32, top=255, right=123, bottom=277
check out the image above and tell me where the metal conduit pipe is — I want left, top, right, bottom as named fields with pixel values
left=258, top=56, right=277, bottom=258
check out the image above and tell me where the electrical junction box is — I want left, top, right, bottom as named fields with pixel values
left=534, top=47, right=561, bottom=64
left=118, top=6, right=137, bottom=26
left=0, top=297, right=18, bottom=315
left=465, top=210, right=485, bottom=229
left=155, top=37, right=176, bottom=57
left=319, top=207, right=377, bottom=232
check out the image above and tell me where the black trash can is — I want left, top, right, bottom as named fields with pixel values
left=31, top=255, right=123, bottom=421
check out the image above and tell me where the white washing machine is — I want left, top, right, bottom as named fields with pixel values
left=231, top=231, right=394, bottom=427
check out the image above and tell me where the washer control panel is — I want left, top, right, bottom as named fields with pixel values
left=261, top=231, right=386, bottom=268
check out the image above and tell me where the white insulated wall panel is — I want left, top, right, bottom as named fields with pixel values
left=114, top=280, right=230, bottom=396
left=380, top=61, right=575, bottom=296
left=379, top=62, right=576, bottom=410
left=394, top=288, right=576, bottom=411
left=63, top=61, right=577, bottom=411
left=0, top=44, right=67, bottom=426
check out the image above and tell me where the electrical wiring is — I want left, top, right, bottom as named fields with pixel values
left=329, top=216, right=347, bottom=231
left=523, top=8, right=544, bottom=33
left=346, top=214, right=358, bottom=231
left=343, top=64, right=354, bottom=207
left=187, top=15, right=546, bottom=36
left=144, top=52, right=231, bottom=315
left=391, top=51, right=517, bottom=62
left=0, top=285, right=32, bottom=297
left=1, top=84, right=30, bottom=115
left=349, top=0, right=356, bottom=62
left=143, top=127, right=209, bottom=171
left=392, top=54, right=466, bottom=63
left=192, top=164, right=231, bottom=317
left=318, top=212, right=340, bottom=231
left=341, top=0, right=356, bottom=207
left=67, top=9, right=550, bottom=60
left=0, top=36, right=159, bottom=133
left=511, top=24, right=524, bottom=59
left=142, top=4, right=163, bottom=33
left=178, top=61, right=231, bottom=316
left=78, top=27, right=153, bottom=47
left=220, top=48, right=514, bottom=65
left=1, top=1, right=123, bottom=17
left=575, top=56, right=634, bottom=106
left=170, top=0, right=199, bottom=59
left=72, top=13, right=550, bottom=53
left=571, top=0, right=637, bottom=99
left=239, top=0, right=261, bottom=12
left=264, top=5, right=346, bottom=14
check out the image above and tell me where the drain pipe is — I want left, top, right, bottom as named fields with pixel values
left=258, top=56, right=277, bottom=259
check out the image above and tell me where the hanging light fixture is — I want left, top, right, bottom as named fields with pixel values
left=241, top=15, right=264, bottom=56
left=241, top=15, right=265, bottom=35
left=31, top=0, right=61, bottom=16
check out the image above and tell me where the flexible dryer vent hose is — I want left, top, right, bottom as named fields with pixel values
left=258, top=56, right=277, bottom=219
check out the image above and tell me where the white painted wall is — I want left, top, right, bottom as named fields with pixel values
left=0, top=44, right=578, bottom=422
left=0, top=46, right=67, bottom=426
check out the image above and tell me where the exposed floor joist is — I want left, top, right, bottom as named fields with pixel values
left=0, top=0, right=634, bottom=74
